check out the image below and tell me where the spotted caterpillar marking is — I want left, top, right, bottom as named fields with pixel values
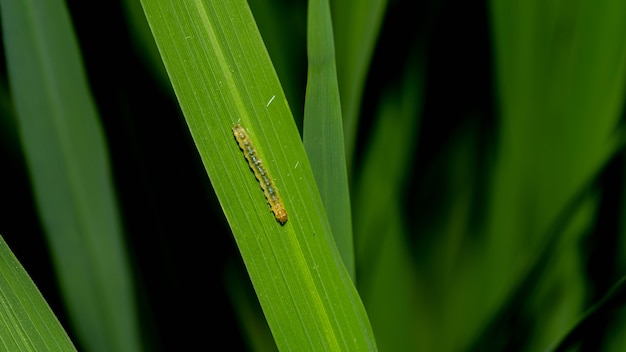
left=232, top=124, right=288, bottom=224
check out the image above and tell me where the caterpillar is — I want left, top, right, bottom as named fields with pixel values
left=232, top=124, right=288, bottom=224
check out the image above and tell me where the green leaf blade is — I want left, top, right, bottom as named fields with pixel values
left=332, top=0, right=388, bottom=164
left=0, top=0, right=142, bottom=350
left=0, top=235, right=76, bottom=351
left=139, top=0, right=376, bottom=350
left=303, top=0, right=355, bottom=280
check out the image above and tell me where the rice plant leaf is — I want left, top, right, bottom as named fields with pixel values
left=0, top=235, right=76, bottom=351
left=303, top=0, right=354, bottom=280
left=0, top=0, right=142, bottom=351
left=332, top=0, right=388, bottom=163
left=139, top=0, right=377, bottom=350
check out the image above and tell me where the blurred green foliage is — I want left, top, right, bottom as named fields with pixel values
left=0, top=0, right=626, bottom=351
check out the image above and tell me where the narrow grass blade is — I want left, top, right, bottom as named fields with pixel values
left=139, top=0, right=377, bottom=350
left=332, top=0, right=388, bottom=164
left=0, top=0, right=142, bottom=351
left=303, top=0, right=354, bottom=279
left=0, top=235, right=76, bottom=351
